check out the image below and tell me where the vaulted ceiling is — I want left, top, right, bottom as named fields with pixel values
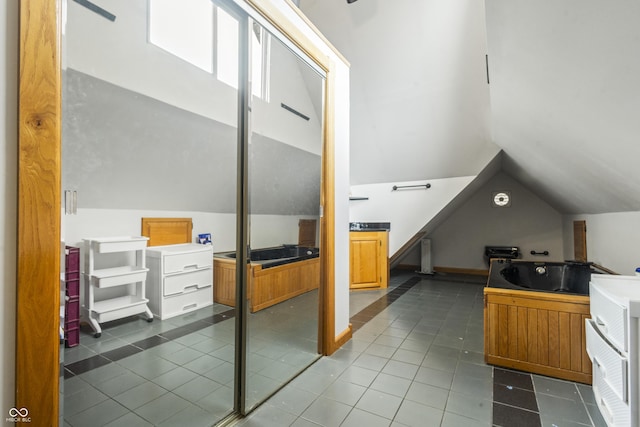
left=299, top=0, right=640, bottom=215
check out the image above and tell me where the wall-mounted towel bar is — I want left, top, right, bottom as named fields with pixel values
left=392, top=183, right=431, bottom=191
left=530, top=250, right=550, bottom=256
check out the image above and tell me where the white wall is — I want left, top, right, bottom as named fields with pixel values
left=65, top=0, right=322, bottom=156
left=563, top=212, right=640, bottom=276
left=350, top=177, right=475, bottom=256
left=427, top=172, right=564, bottom=270
left=486, top=0, right=640, bottom=214
left=1, top=0, right=17, bottom=413
left=63, top=209, right=316, bottom=252
left=300, top=0, right=499, bottom=185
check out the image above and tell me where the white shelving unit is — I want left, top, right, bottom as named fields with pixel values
left=82, top=236, right=153, bottom=337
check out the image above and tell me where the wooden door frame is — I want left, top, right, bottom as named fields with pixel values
left=17, top=0, right=343, bottom=423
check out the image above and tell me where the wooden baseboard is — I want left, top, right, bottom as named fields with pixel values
left=330, top=324, right=352, bottom=354
left=433, top=266, right=489, bottom=277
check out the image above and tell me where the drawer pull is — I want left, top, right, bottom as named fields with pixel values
left=183, top=284, right=199, bottom=293
left=183, top=264, right=199, bottom=270
left=182, top=303, right=198, bottom=311
left=595, top=316, right=608, bottom=332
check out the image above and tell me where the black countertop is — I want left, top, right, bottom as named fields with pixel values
left=349, top=222, right=390, bottom=232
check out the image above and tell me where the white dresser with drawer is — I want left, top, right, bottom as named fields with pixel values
left=146, top=243, right=213, bottom=320
left=586, top=274, right=640, bottom=427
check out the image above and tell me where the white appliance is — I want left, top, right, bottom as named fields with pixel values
left=586, top=274, right=640, bottom=427
left=420, top=238, right=433, bottom=274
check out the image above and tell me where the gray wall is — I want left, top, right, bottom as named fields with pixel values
left=427, top=172, right=565, bottom=270
left=63, top=69, right=321, bottom=215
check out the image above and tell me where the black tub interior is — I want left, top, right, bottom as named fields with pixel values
left=488, top=259, right=592, bottom=295
left=218, top=245, right=319, bottom=269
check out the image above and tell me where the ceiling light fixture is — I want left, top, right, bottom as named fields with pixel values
left=347, top=0, right=358, bottom=4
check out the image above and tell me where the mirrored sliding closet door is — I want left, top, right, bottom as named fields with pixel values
left=61, top=0, right=239, bottom=424
left=244, top=18, right=325, bottom=412
left=60, top=0, right=326, bottom=424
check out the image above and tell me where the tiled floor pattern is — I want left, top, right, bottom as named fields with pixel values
left=63, top=290, right=320, bottom=426
left=238, top=272, right=608, bottom=427
left=64, top=272, right=608, bottom=426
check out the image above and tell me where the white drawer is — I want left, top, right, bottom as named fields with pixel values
left=162, top=287, right=213, bottom=319
left=590, top=282, right=628, bottom=352
left=586, top=319, right=628, bottom=403
left=163, top=250, right=212, bottom=274
left=592, top=360, right=630, bottom=427
left=164, top=268, right=212, bottom=296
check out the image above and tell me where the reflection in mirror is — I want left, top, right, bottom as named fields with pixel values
left=245, top=18, right=325, bottom=412
left=61, top=0, right=238, bottom=424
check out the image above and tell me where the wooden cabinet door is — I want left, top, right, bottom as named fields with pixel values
left=350, top=232, right=388, bottom=289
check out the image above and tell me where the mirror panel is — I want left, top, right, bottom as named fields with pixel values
left=245, top=18, right=325, bottom=411
left=62, top=0, right=237, bottom=424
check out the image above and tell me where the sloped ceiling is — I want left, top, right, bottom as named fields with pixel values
left=299, top=0, right=499, bottom=185
left=300, top=0, right=640, bottom=215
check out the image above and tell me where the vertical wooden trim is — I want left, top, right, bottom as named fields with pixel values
left=498, top=304, right=509, bottom=356
left=527, top=308, right=538, bottom=363
left=517, top=307, right=528, bottom=361
left=17, top=0, right=61, bottom=424
left=538, top=309, right=549, bottom=365
left=507, top=306, right=518, bottom=359
left=570, top=313, right=583, bottom=371
left=322, top=64, right=337, bottom=355
left=548, top=311, right=559, bottom=367
left=573, top=220, right=587, bottom=262
left=559, top=312, right=571, bottom=370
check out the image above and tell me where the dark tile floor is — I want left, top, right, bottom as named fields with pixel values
left=239, top=272, right=607, bottom=427
left=63, top=272, right=608, bottom=426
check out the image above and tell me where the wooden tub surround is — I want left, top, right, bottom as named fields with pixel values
left=214, top=256, right=320, bottom=312
left=484, top=287, right=592, bottom=384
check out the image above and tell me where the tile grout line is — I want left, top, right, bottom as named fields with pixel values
left=63, top=308, right=237, bottom=377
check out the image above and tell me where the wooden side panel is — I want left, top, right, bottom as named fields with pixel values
left=214, top=257, right=320, bottom=313
left=484, top=287, right=591, bottom=384
left=252, top=258, right=320, bottom=312
left=141, top=217, right=193, bottom=246
left=298, top=219, right=317, bottom=247
left=213, top=258, right=240, bottom=307
left=573, top=220, right=587, bottom=262
left=17, top=0, right=61, bottom=423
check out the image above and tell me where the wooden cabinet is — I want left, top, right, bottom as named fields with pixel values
left=484, top=287, right=591, bottom=384
left=349, top=231, right=389, bottom=289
